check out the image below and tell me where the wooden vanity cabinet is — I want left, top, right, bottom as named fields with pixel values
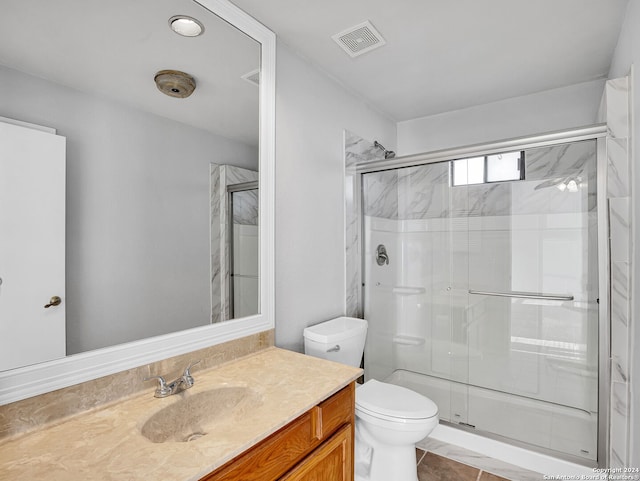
left=279, top=424, right=352, bottom=481
left=199, top=382, right=355, bottom=481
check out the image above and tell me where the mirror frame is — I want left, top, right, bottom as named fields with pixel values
left=0, top=0, right=275, bottom=405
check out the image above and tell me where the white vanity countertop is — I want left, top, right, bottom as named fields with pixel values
left=0, top=347, right=362, bottom=481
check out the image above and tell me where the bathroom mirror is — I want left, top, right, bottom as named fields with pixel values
left=0, top=0, right=275, bottom=404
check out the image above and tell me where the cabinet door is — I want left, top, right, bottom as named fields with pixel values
left=280, top=424, right=353, bottom=481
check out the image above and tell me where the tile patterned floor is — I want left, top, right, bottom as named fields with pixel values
left=417, top=438, right=543, bottom=481
left=417, top=450, right=511, bottom=481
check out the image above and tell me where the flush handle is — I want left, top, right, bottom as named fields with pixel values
left=44, top=296, right=62, bottom=308
left=327, top=345, right=340, bottom=353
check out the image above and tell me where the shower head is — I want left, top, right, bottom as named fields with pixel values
left=374, top=141, right=396, bottom=159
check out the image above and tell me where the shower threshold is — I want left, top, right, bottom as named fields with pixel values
left=384, top=369, right=598, bottom=467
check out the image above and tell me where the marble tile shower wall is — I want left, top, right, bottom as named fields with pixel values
left=344, top=131, right=386, bottom=317
left=398, top=163, right=450, bottom=219
left=232, top=190, right=259, bottom=225
left=602, top=75, right=633, bottom=469
left=360, top=141, right=596, bottom=221
left=211, top=165, right=222, bottom=323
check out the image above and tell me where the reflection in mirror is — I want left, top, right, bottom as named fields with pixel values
left=229, top=185, right=259, bottom=318
left=210, top=164, right=259, bottom=323
left=0, top=0, right=261, bottom=372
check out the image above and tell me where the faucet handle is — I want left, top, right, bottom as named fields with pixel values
left=144, top=375, right=172, bottom=398
left=182, top=360, right=201, bottom=387
left=184, top=360, right=201, bottom=375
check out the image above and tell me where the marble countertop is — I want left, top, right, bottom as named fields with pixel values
left=0, top=347, right=362, bottom=481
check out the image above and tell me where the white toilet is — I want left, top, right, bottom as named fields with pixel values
left=303, top=317, right=439, bottom=481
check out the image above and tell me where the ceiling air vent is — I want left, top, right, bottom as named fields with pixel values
left=241, top=69, right=260, bottom=86
left=332, top=20, right=386, bottom=58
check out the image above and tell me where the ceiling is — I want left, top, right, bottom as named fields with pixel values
left=231, top=0, right=629, bottom=121
left=0, top=0, right=260, bottom=146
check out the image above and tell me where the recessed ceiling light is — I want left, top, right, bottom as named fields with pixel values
left=169, top=15, right=204, bottom=37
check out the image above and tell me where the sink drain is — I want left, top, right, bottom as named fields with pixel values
left=184, top=432, right=207, bottom=442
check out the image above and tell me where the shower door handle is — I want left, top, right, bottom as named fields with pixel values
left=468, top=290, right=574, bottom=301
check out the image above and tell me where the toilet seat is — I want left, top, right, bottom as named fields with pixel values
left=355, top=379, right=438, bottom=422
left=356, top=404, right=437, bottom=428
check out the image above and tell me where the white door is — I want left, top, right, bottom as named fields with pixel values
left=0, top=120, right=66, bottom=371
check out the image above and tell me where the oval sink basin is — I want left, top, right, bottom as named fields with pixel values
left=140, top=386, right=262, bottom=443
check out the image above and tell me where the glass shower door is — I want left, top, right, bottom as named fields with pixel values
left=362, top=161, right=470, bottom=425
left=464, top=140, right=599, bottom=460
left=361, top=138, right=600, bottom=462
left=228, top=187, right=259, bottom=319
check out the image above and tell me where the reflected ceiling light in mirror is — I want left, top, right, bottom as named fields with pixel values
left=154, top=70, right=196, bottom=98
left=169, top=15, right=204, bottom=37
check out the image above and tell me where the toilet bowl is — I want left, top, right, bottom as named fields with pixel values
left=355, top=379, right=438, bottom=481
left=303, top=317, right=439, bottom=481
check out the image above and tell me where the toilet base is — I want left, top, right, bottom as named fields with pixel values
left=355, top=414, right=437, bottom=481
left=355, top=439, right=418, bottom=481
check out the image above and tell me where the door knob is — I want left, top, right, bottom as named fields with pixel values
left=44, top=296, right=62, bottom=308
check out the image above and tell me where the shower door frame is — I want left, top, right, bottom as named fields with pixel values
left=355, top=125, right=610, bottom=467
left=226, top=180, right=259, bottom=320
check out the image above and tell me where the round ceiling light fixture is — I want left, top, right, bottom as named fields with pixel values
left=169, top=15, right=204, bottom=37
left=154, top=70, right=196, bottom=98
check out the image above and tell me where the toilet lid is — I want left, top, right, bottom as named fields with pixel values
left=356, top=379, right=438, bottom=420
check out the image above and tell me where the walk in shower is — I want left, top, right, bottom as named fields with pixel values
left=357, top=129, right=608, bottom=465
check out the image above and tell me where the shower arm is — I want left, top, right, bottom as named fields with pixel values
left=373, top=140, right=396, bottom=159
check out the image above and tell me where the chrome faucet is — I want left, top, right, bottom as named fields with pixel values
left=145, top=360, right=201, bottom=398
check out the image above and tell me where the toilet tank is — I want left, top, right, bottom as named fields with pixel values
left=303, top=317, right=368, bottom=367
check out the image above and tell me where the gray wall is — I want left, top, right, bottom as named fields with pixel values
left=608, top=0, right=640, bottom=466
left=0, top=65, right=258, bottom=354
left=272, top=43, right=607, bottom=355
left=397, top=79, right=606, bottom=155
left=274, top=42, right=396, bottom=352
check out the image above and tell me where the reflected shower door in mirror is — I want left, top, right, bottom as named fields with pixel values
left=210, top=164, right=259, bottom=323
left=229, top=184, right=259, bottom=319
left=0, top=0, right=261, bottom=371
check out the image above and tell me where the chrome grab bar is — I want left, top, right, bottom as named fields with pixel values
left=468, top=290, right=574, bottom=301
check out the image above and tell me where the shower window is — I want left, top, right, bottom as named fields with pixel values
left=452, top=156, right=484, bottom=185
left=452, top=150, right=524, bottom=186
left=486, top=151, right=523, bottom=182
